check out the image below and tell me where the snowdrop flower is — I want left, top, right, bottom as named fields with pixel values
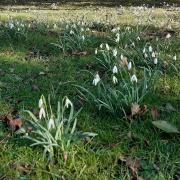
left=95, top=48, right=98, bottom=54
left=131, top=42, right=135, bottom=47
left=154, top=58, right=158, bottom=65
left=149, top=46, right=153, bottom=52
left=143, top=48, right=146, bottom=54
left=106, top=43, right=110, bottom=51
left=66, top=24, right=69, bottom=29
left=82, top=35, right=85, bottom=41
left=113, top=48, right=117, bottom=57
left=112, top=65, right=118, bottom=74
left=113, top=75, right=118, bottom=84
left=100, top=43, right=103, bottom=49
left=173, top=55, right=176, bottom=60
left=48, top=117, right=55, bottom=130
left=39, top=107, right=46, bottom=120
left=53, top=24, right=57, bottom=29
left=65, top=97, right=73, bottom=108
left=120, top=54, right=124, bottom=60
left=131, top=74, right=138, bottom=83
left=166, top=33, right=171, bottom=39
left=81, top=27, right=84, bottom=32
left=115, top=33, right=120, bottom=43
left=9, top=22, right=14, bottom=29
left=127, top=62, right=132, bottom=70
left=39, top=98, right=43, bottom=108
left=111, top=28, right=117, bottom=33
left=144, top=53, right=148, bottom=58
left=152, top=52, right=156, bottom=58
left=137, top=36, right=141, bottom=40
left=70, top=30, right=74, bottom=34
left=92, top=73, right=101, bottom=86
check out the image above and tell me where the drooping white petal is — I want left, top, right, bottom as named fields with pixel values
left=112, top=65, right=118, bottom=74
left=65, top=97, right=73, bottom=108
left=112, top=76, right=118, bottom=84
left=127, top=62, right=132, bottom=70
left=92, top=73, right=100, bottom=86
left=131, top=74, right=138, bottom=83
left=48, top=118, right=55, bottom=130
left=39, top=98, right=43, bottom=108
left=149, top=46, right=153, bottom=52
left=106, top=43, right=110, bottom=51
left=154, top=58, right=158, bottom=65
left=39, top=107, right=46, bottom=120
left=113, top=48, right=117, bottom=57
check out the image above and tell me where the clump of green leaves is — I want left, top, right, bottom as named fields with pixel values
left=21, top=95, right=97, bottom=162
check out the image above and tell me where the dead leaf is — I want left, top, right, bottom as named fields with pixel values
left=151, top=107, right=159, bottom=120
left=9, top=118, right=23, bottom=131
left=72, top=51, right=88, bottom=56
left=126, top=157, right=141, bottom=174
left=11, top=163, right=31, bottom=174
left=131, top=103, right=141, bottom=116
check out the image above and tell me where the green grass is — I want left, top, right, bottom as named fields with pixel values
left=0, top=4, right=180, bottom=179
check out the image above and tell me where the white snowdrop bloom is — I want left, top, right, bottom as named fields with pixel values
left=126, top=26, right=130, bottom=31
left=137, top=36, right=141, bottom=41
left=120, top=54, right=124, bottom=60
left=111, top=28, right=117, bottom=33
left=127, top=62, right=132, bottom=70
left=113, top=75, right=118, bottom=84
left=48, top=117, right=55, bottom=130
left=106, top=43, right=110, bottom=51
left=154, top=58, right=158, bottom=65
left=131, top=74, right=138, bottom=83
left=149, top=46, right=153, bottom=52
left=70, top=30, right=74, bottom=34
left=166, top=33, right=171, bottom=39
left=82, top=35, right=85, bottom=41
left=53, top=24, right=57, bottom=29
left=144, top=53, right=148, bottom=58
left=173, top=55, right=176, bottom=60
left=152, top=52, right=156, bottom=58
left=113, top=48, right=118, bottom=57
left=17, top=28, right=20, bottom=31
left=115, top=33, right=120, bottom=43
left=125, top=44, right=128, bottom=49
left=95, top=48, right=98, bottom=54
left=81, top=27, right=84, bottom=32
left=65, top=97, right=73, bottom=108
left=100, top=43, right=103, bottom=48
left=92, top=73, right=101, bottom=86
left=131, top=42, right=135, bottom=47
left=113, top=65, right=118, bottom=74
left=143, top=48, right=146, bottom=54
left=39, top=107, right=46, bottom=120
left=66, top=24, right=69, bottom=29
left=9, top=22, right=14, bottom=29
left=39, top=98, right=43, bottom=108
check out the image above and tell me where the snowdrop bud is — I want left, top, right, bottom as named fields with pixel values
left=81, top=27, right=84, bottom=32
left=149, top=46, right=153, bottom=52
left=166, top=33, right=171, bottom=39
left=131, top=42, right=135, bottom=47
left=111, top=28, right=116, bottom=33
left=100, top=43, right=103, bottom=48
left=131, top=74, right=138, bottom=83
left=127, top=62, right=132, bottom=70
left=65, top=97, right=73, bottom=108
left=106, top=43, right=110, bottom=51
left=39, top=98, right=43, bottom=108
left=48, top=117, right=55, bottom=130
left=173, top=55, right=176, bottom=60
left=39, top=107, right=46, bottom=120
left=152, top=52, right=156, bottom=58
left=95, top=48, right=98, bottom=54
left=113, top=48, right=117, bottom=57
left=92, top=73, right=101, bottom=86
left=113, top=76, right=118, bottom=84
left=53, top=24, right=57, bottom=29
left=154, top=58, right=158, bottom=65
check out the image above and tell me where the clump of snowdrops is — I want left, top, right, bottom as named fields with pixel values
left=55, top=20, right=90, bottom=54
left=20, top=95, right=97, bottom=162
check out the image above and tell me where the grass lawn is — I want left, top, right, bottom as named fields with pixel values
left=0, top=4, right=179, bottom=179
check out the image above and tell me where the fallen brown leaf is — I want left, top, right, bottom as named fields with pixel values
left=131, top=103, right=141, bottom=116
left=72, top=51, right=88, bottom=56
